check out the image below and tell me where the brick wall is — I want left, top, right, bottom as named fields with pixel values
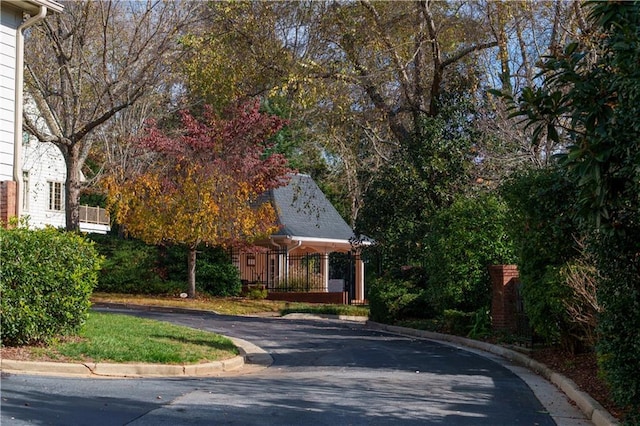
left=0, top=180, right=16, bottom=226
left=489, top=264, right=519, bottom=331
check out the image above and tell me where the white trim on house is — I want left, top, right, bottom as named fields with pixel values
left=1, top=0, right=65, bottom=226
left=271, top=236, right=353, bottom=251
left=0, top=5, right=21, bottom=182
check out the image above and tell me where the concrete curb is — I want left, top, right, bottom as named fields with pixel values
left=1, top=360, right=91, bottom=376
left=0, top=355, right=245, bottom=378
left=366, top=321, right=619, bottom=426
left=229, top=336, right=274, bottom=368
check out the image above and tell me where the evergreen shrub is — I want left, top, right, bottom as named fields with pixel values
left=163, top=245, right=241, bottom=296
left=594, top=230, right=640, bottom=421
left=501, top=167, right=582, bottom=347
left=0, top=225, right=101, bottom=346
left=88, top=234, right=240, bottom=296
left=368, top=267, right=436, bottom=324
left=422, top=192, right=515, bottom=313
left=89, top=234, right=175, bottom=294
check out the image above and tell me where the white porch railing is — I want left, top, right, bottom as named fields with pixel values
left=79, top=205, right=109, bottom=225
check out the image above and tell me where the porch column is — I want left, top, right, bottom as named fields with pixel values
left=354, top=253, right=365, bottom=302
left=321, top=252, right=329, bottom=292
left=278, top=251, right=286, bottom=286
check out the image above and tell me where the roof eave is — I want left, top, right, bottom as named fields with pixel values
left=270, top=235, right=372, bottom=247
left=6, top=0, right=64, bottom=15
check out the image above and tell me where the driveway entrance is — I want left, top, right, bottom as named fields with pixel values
left=0, top=306, right=590, bottom=425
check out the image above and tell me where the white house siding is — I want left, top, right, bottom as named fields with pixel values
left=22, top=134, right=65, bottom=228
left=0, top=5, right=20, bottom=182
left=22, top=100, right=109, bottom=233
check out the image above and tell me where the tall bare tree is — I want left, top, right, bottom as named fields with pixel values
left=475, top=0, right=593, bottom=182
left=23, top=0, right=199, bottom=230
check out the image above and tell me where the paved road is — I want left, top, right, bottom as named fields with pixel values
left=1, top=306, right=589, bottom=425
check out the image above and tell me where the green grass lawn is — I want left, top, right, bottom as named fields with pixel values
left=92, top=292, right=294, bottom=315
left=30, top=312, right=238, bottom=364
left=7, top=295, right=368, bottom=364
left=91, top=292, right=370, bottom=317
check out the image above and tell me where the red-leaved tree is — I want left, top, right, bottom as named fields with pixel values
left=105, top=100, right=292, bottom=297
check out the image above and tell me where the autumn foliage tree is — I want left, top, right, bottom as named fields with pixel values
left=105, top=101, right=292, bottom=298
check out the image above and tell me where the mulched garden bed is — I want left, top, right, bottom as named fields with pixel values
left=528, top=347, right=628, bottom=421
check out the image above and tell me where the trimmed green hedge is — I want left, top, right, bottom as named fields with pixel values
left=0, top=225, right=102, bottom=346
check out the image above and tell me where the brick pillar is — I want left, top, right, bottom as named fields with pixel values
left=489, top=265, right=519, bottom=331
left=0, top=181, right=17, bottom=226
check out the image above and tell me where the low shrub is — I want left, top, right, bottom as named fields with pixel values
left=441, top=309, right=473, bottom=336
left=245, top=287, right=268, bottom=300
left=89, top=234, right=170, bottom=294
left=275, top=273, right=324, bottom=292
left=197, top=263, right=241, bottom=296
left=368, top=267, right=436, bottom=324
left=467, top=307, right=492, bottom=339
left=521, top=265, right=573, bottom=345
left=0, top=224, right=102, bottom=346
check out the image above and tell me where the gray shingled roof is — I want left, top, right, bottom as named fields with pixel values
left=268, top=174, right=356, bottom=241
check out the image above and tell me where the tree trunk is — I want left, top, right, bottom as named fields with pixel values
left=494, top=3, right=513, bottom=94
left=422, top=0, right=443, bottom=118
left=62, top=143, right=82, bottom=232
left=187, top=245, right=197, bottom=298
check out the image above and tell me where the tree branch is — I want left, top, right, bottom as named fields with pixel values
left=441, top=40, right=499, bottom=69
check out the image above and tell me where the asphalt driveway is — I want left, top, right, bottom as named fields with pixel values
left=0, top=306, right=590, bottom=425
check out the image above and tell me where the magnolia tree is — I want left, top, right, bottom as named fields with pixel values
left=105, top=101, right=292, bottom=298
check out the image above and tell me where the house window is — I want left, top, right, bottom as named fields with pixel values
left=22, top=172, right=29, bottom=211
left=246, top=253, right=256, bottom=266
left=48, top=181, right=63, bottom=211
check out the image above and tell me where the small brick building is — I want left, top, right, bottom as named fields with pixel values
left=235, top=174, right=369, bottom=304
